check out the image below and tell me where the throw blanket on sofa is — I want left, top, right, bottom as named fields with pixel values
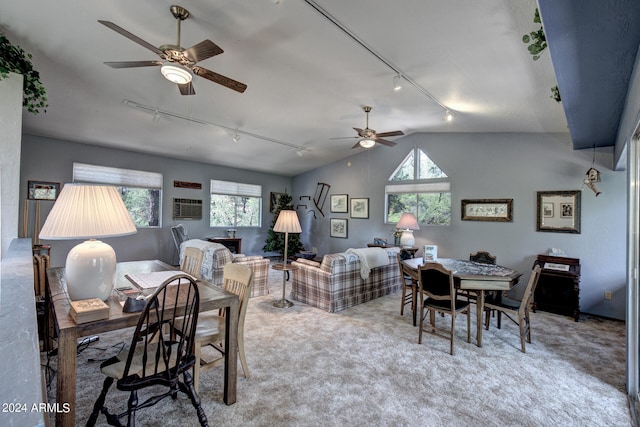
left=346, top=247, right=390, bottom=280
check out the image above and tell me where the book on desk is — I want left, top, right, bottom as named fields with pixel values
left=69, top=298, right=109, bottom=324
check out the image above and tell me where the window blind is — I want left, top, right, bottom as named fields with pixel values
left=73, top=163, right=163, bottom=189
left=385, top=180, right=450, bottom=194
left=210, top=179, right=262, bottom=197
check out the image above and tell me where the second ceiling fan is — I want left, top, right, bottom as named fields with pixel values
left=335, top=106, right=404, bottom=149
left=99, top=5, right=247, bottom=95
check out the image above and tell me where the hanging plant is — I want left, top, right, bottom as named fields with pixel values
left=550, top=85, right=561, bottom=102
left=0, top=34, right=48, bottom=114
left=522, top=8, right=547, bottom=61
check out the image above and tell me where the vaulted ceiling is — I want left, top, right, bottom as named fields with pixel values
left=1, top=1, right=638, bottom=176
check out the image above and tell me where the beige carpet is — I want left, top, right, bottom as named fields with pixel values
left=45, top=265, right=631, bottom=426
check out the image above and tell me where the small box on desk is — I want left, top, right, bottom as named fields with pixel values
left=69, top=298, right=109, bottom=324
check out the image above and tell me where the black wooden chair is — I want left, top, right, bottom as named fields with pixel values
left=396, top=250, right=418, bottom=325
left=418, top=263, right=471, bottom=355
left=87, top=274, right=208, bottom=427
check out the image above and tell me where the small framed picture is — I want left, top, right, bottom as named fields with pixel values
left=350, top=198, right=369, bottom=219
left=330, top=194, right=348, bottom=213
left=330, top=218, right=348, bottom=238
left=536, top=190, right=581, bottom=233
left=28, top=181, right=60, bottom=201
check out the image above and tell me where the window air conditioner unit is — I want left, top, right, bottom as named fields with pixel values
left=173, top=198, right=202, bottom=220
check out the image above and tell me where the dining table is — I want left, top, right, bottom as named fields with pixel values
left=402, top=257, right=522, bottom=347
left=45, top=259, right=239, bottom=427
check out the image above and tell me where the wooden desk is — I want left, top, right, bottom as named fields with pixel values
left=46, top=260, right=239, bottom=427
left=402, top=258, right=521, bottom=347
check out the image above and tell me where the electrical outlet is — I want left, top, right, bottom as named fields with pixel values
left=604, top=291, right=613, bottom=300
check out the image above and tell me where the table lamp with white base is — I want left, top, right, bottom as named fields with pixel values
left=39, top=184, right=137, bottom=301
left=396, top=212, right=420, bottom=248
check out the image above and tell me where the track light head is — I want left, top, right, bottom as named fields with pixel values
left=393, top=74, right=402, bottom=91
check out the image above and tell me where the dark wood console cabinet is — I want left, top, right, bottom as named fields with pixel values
left=532, top=254, right=581, bottom=321
left=206, top=237, right=242, bottom=254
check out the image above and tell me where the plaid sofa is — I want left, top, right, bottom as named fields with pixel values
left=180, top=239, right=269, bottom=297
left=291, top=247, right=401, bottom=312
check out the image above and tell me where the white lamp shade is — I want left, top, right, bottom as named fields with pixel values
left=39, top=184, right=136, bottom=239
left=396, top=212, right=420, bottom=230
left=273, top=210, right=302, bottom=233
left=39, top=184, right=137, bottom=301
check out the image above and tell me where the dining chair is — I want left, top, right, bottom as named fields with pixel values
left=396, top=251, right=418, bottom=325
left=181, top=246, right=204, bottom=278
left=190, top=263, right=253, bottom=393
left=469, top=250, right=497, bottom=265
left=418, top=262, right=471, bottom=355
left=87, top=274, right=208, bottom=427
left=483, top=266, right=542, bottom=353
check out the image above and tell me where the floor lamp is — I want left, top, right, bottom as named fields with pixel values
left=273, top=209, right=301, bottom=308
left=39, top=184, right=137, bottom=301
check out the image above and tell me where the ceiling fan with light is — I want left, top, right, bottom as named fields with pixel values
left=99, top=5, right=247, bottom=95
left=334, top=106, right=404, bottom=149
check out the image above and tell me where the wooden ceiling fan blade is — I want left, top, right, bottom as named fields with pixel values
left=192, top=66, right=247, bottom=93
left=98, top=20, right=163, bottom=56
left=375, top=138, right=397, bottom=147
left=104, top=60, right=162, bottom=68
left=178, top=82, right=195, bottom=96
left=352, top=127, right=365, bottom=136
left=375, top=130, right=404, bottom=138
left=183, top=40, right=224, bottom=63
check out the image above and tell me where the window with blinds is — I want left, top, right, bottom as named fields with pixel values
left=210, top=179, right=262, bottom=228
left=385, top=148, right=451, bottom=226
left=73, top=163, right=163, bottom=228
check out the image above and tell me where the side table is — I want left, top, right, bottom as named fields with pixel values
left=367, top=244, right=419, bottom=258
left=272, top=263, right=298, bottom=308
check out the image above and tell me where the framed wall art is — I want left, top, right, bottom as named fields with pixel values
left=330, top=194, right=348, bottom=213
left=270, top=192, right=286, bottom=213
left=461, top=199, right=513, bottom=222
left=330, top=218, right=348, bottom=238
left=350, top=197, right=369, bottom=219
left=27, top=181, right=60, bottom=201
left=536, top=190, right=581, bottom=233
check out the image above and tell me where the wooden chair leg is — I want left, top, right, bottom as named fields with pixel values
left=238, top=328, right=249, bottom=378
left=87, top=377, right=114, bottom=427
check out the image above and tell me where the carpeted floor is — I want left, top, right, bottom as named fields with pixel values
left=44, top=264, right=631, bottom=426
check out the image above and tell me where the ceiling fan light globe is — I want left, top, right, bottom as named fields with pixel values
left=160, top=62, right=192, bottom=84
left=359, top=139, right=376, bottom=148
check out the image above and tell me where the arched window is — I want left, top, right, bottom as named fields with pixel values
left=385, top=148, right=451, bottom=225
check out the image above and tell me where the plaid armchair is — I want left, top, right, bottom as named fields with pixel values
left=180, top=239, right=269, bottom=297
left=291, top=247, right=401, bottom=312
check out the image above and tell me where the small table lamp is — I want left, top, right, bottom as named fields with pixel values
left=39, top=184, right=137, bottom=301
left=273, top=209, right=302, bottom=308
left=396, top=212, right=420, bottom=248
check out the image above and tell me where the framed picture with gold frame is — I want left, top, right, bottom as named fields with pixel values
left=461, top=199, right=513, bottom=222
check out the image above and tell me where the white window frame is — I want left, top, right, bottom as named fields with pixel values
left=210, top=179, right=262, bottom=228
left=72, top=162, right=163, bottom=228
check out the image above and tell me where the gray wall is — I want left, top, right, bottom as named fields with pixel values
left=291, top=133, right=627, bottom=320
left=20, top=135, right=292, bottom=267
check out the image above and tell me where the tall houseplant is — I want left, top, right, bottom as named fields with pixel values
left=0, top=34, right=48, bottom=114
left=263, top=193, right=304, bottom=257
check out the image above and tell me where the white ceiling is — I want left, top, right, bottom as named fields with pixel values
left=0, top=0, right=567, bottom=176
